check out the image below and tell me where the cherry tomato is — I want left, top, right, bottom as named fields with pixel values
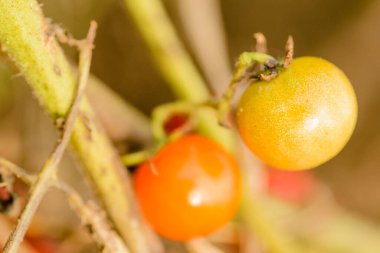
left=163, top=113, right=189, bottom=134
left=134, top=135, right=241, bottom=241
left=265, top=166, right=316, bottom=203
left=236, top=57, right=357, bottom=170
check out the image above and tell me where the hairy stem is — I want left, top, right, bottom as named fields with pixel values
left=0, top=157, right=130, bottom=253
left=3, top=21, right=96, bottom=253
left=63, top=191, right=131, bottom=253
left=0, top=1, right=150, bottom=252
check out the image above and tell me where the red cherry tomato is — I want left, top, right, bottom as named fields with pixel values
left=134, top=135, right=241, bottom=241
left=265, top=166, right=316, bottom=203
left=163, top=113, right=189, bottom=134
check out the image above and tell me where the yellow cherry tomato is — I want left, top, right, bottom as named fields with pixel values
left=236, top=57, right=357, bottom=170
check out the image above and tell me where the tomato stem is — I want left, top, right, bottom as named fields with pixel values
left=122, top=151, right=150, bottom=167
left=151, top=101, right=216, bottom=143
left=217, top=51, right=277, bottom=126
left=237, top=52, right=276, bottom=70
left=123, top=0, right=236, bottom=153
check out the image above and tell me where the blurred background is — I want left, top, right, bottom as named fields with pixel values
left=1, top=0, right=380, bottom=252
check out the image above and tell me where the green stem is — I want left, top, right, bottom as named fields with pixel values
left=0, top=1, right=149, bottom=252
left=123, top=0, right=235, bottom=153
left=151, top=101, right=203, bottom=142
left=123, top=0, right=208, bottom=102
left=218, top=51, right=276, bottom=128
left=3, top=21, right=96, bottom=253
left=238, top=52, right=276, bottom=68
left=122, top=150, right=149, bottom=167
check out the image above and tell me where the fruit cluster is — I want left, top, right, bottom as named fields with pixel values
left=133, top=49, right=357, bottom=241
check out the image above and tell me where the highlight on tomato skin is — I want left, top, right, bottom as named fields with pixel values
left=133, top=134, right=241, bottom=241
left=265, top=166, right=317, bottom=203
left=236, top=57, right=358, bottom=171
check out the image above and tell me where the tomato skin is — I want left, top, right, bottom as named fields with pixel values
left=265, top=166, right=316, bottom=203
left=236, top=57, right=357, bottom=170
left=163, top=113, right=189, bottom=134
left=134, top=135, right=241, bottom=241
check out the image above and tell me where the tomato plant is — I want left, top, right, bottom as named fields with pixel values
left=236, top=57, right=357, bottom=170
left=134, top=135, right=241, bottom=241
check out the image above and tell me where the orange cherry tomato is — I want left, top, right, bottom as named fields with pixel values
left=236, top=57, right=357, bottom=170
left=134, top=135, right=241, bottom=241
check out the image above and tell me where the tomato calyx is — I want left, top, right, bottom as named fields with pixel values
left=217, top=34, right=294, bottom=126
left=235, top=52, right=280, bottom=82
left=235, top=35, right=294, bottom=83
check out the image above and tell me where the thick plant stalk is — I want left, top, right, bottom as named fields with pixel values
left=123, top=0, right=235, bottom=152
left=3, top=21, right=96, bottom=253
left=0, top=1, right=149, bottom=253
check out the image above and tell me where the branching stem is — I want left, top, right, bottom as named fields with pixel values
left=2, top=22, right=97, bottom=253
left=123, top=0, right=235, bottom=153
left=0, top=2, right=151, bottom=251
left=0, top=157, right=130, bottom=253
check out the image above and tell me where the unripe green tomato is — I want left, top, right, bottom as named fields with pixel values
left=236, top=57, right=357, bottom=170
